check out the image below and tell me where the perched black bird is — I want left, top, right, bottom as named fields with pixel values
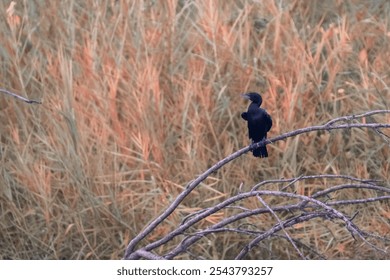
left=241, top=92, right=272, bottom=158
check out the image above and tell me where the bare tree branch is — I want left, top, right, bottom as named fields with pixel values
left=133, top=249, right=166, bottom=260
left=123, top=111, right=390, bottom=260
left=0, top=88, right=42, bottom=104
left=162, top=186, right=389, bottom=259
left=256, top=194, right=306, bottom=259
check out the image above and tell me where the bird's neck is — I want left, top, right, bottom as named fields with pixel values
left=249, top=103, right=260, bottom=110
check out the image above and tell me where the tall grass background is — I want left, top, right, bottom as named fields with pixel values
left=0, top=0, right=389, bottom=259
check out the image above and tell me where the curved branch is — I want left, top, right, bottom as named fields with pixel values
left=123, top=110, right=390, bottom=259
left=162, top=186, right=389, bottom=259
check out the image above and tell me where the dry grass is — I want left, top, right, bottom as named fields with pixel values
left=0, top=0, right=389, bottom=259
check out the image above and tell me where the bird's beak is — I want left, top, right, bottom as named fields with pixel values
left=241, top=93, right=250, bottom=100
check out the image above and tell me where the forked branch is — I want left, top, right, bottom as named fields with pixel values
left=124, top=110, right=390, bottom=260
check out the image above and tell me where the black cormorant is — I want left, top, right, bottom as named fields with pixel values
left=241, top=92, right=272, bottom=158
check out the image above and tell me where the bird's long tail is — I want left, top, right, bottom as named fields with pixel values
left=253, top=146, right=268, bottom=158
left=252, top=138, right=268, bottom=158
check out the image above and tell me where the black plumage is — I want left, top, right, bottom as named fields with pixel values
left=241, top=92, right=272, bottom=158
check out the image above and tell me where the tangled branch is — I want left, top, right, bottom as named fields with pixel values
left=123, top=110, right=390, bottom=260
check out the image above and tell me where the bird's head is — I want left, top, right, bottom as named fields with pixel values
left=241, top=92, right=262, bottom=106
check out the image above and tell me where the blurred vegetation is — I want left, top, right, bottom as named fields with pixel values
left=0, top=0, right=389, bottom=259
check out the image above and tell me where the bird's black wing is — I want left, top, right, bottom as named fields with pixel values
left=241, top=112, right=248, bottom=120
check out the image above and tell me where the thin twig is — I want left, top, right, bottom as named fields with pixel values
left=0, top=88, right=42, bottom=104
left=235, top=212, right=326, bottom=259
left=256, top=194, right=306, bottom=259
